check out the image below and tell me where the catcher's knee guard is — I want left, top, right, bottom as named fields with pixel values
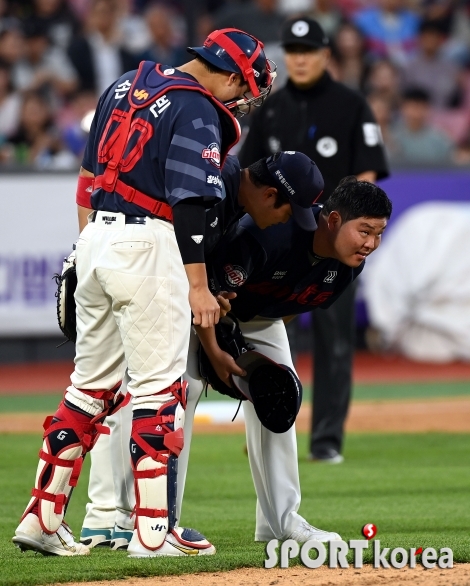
left=131, top=379, right=187, bottom=550
left=23, top=384, right=128, bottom=534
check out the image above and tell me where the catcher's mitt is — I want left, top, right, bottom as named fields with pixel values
left=198, top=314, right=303, bottom=433
left=54, top=249, right=77, bottom=343
left=198, top=314, right=253, bottom=401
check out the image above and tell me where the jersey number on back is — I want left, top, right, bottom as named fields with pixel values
left=98, top=108, right=154, bottom=172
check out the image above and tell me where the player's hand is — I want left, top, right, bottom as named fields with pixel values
left=210, top=348, right=247, bottom=388
left=190, top=286, right=220, bottom=328
left=216, top=291, right=237, bottom=318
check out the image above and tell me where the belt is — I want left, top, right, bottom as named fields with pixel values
left=91, top=211, right=146, bottom=225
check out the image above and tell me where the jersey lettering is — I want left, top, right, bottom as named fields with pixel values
left=150, top=95, right=171, bottom=118
left=114, top=80, right=131, bottom=99
left=98, top=109, right=154, bottom=173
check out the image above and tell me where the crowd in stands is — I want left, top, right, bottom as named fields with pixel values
left=0, top=0, right=469, bottom=169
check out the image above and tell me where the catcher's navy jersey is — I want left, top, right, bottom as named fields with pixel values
left=204, top=155, right=243, bottom=255
left=208, top=211, right=364, bottom=322
left=82, top=64, right=232, bottom=216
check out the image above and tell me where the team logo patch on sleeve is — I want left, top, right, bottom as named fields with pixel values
left=224, top=264, right=248, bottom=287
left=202, top=143, right=221, bottom=168
left=207, top=174, right=222, bottom=188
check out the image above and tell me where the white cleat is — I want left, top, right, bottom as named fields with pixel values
left=13, top=513, right=90, bottom=556
left=128, top=527, right=216, bottom=558
left=288, top=521, right=341, bottom=543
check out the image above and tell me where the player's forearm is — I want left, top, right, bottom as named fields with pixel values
left=184, top=263, right=209, bottom=290
left=195, top=324, right=220, bottom=355
left=77, top=205, right=91, bottom=233
left=77, top=167, right=95, bottom=233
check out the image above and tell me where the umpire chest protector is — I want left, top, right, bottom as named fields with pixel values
left=93, top=61, right=240, bottom=218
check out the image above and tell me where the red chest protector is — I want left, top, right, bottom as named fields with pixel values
left=93, top=61, right=240, bottom=221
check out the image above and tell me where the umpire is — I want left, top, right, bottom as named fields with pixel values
left=239, top=16, right=389, bottom=463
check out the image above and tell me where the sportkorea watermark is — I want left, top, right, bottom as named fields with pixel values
left=264, top=524, right=453, bottom=570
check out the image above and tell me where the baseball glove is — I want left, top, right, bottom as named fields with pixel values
left=54, top=248, right=77, bottom=343
left=198, top=314, right=253, bottom=401
left=198, top=314, right=303, bottom=433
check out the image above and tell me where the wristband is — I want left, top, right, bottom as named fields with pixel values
left=76, top=175, right=94, bottom=208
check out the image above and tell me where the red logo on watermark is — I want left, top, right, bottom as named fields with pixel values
left=362, top=524, right=377, bottom=540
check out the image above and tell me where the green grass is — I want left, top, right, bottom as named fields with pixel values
left=1, top=380, right=469, bottom=413
left=352, top=380, right=470, bottom=401
left=1, top=432, right=470, bottom=585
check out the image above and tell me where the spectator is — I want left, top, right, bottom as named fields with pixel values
left=354, top=0, right=421, bottom=66
left=139, top=4, right=187, bottom=67
left=12, top=21, right=78, bottom=100
left=390, top=87, right=454, bottom=164
left=60, top=89, right=97, bottom=158
left=402, top=19, right=461, bottom=108
left=2, top=91, right=77, bottom=168
left=364, top=59, right=402, bottom=113
left=331, top=21, right=369, bottom=92
left=23, top=0, right=80, bottom=50
left=0, top=27, right=24, bottom=67
left=0, top=0, right=21, bottom=34
left=214, top=0, right=284, bottom=45
left=0, top=60, right=21, bottom=140
left=308, top=0, right=343, bottom=38
left=420, top=0, right=456, bottom=35
left=367, top=91, right=395, bottom=158
left=67, top=0, right=140, bottom=95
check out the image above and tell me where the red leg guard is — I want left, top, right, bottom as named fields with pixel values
left=131, top=380, right=187, bottom=550
left=21, top=386, right=129, bottom=534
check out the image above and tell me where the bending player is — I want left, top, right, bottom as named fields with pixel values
left=179, top=168, right=392, bottom=543
left=79, top=151, right=325, bottom=549
left=12, top=29, right=276, bottom=558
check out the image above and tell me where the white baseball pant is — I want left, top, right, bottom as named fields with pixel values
left=72, top=211, right=190, bottom=400
left=82, top=390, right=134, bottom=531
left=178, top=317, right=307, bottom=541
left=84, top=316, right=306, bottom=541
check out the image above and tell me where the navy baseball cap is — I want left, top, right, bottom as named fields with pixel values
left=266, top=151, right=324, bottom=231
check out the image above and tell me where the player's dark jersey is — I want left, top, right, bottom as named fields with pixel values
left=208, top=210, right=364, bottom=321
left=204, top=155, right=243, bottom=255
left=82, top=63, right=238, bottom=217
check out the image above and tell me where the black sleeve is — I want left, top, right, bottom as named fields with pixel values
left=173, top=199, right=207, bottom=265
left=350, top=99, right=390, bottom=180
left=238, top=107, right=269, bottom=167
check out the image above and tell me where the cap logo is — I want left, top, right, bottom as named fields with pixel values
left=291, top=20, right=309, bottom=37
left=274, top=169, right=295, bottom=196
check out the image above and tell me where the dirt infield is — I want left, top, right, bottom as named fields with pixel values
left=2, top=353, right=470, bottom=394
left=2, top=396, right=470, bottom=434
left=58, top=563, right=470, bottom=586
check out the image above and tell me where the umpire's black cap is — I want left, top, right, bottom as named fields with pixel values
left=266, top=151, right=324, bottom=231
left=281, top=17, right=329, bottom=49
